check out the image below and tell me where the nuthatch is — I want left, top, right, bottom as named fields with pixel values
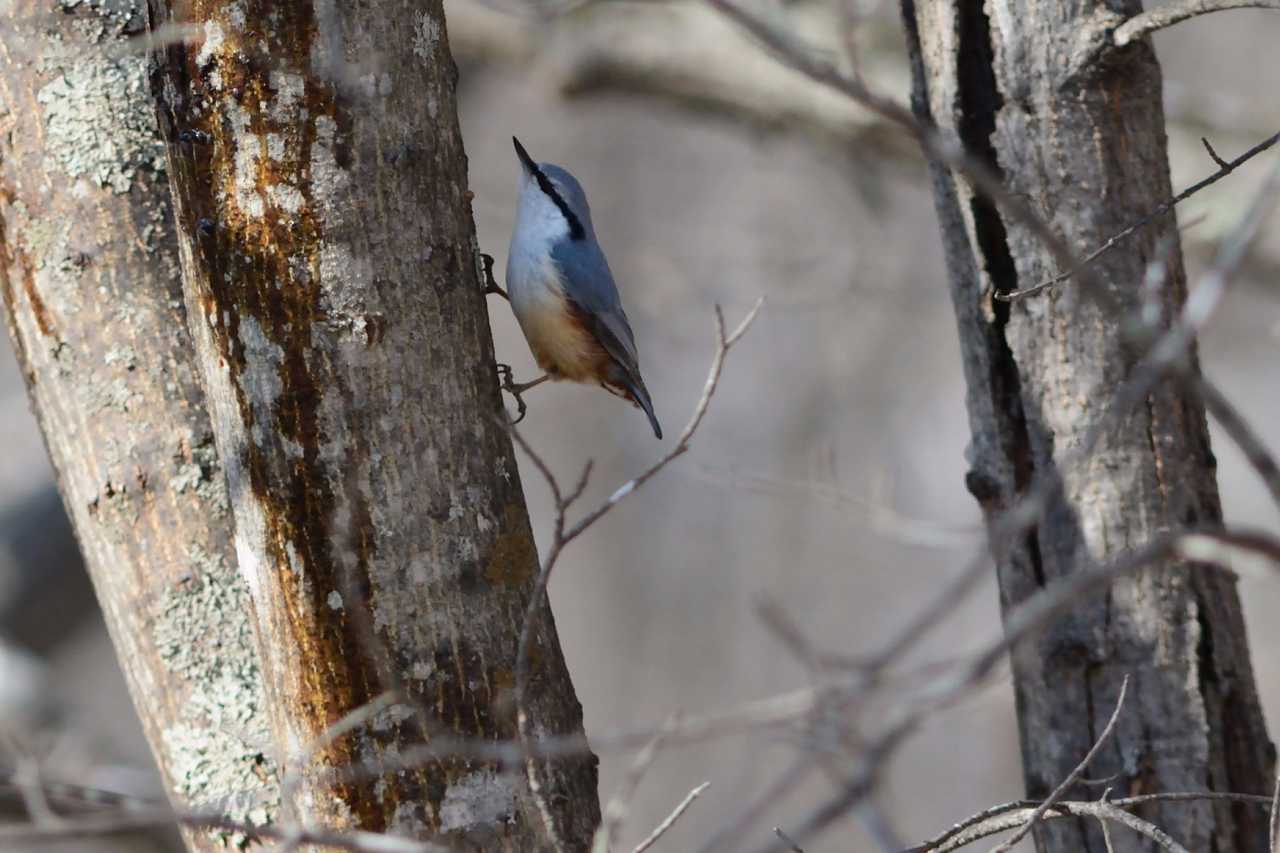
left=505, top=137, right=662, bottom=439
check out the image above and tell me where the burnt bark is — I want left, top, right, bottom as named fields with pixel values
left=901, top=1, right=1273, bottom=851
left=0, top=2, right=277, bottom=849
left=147, top=0, right=599, bottom=848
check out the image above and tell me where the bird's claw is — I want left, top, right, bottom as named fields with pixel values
left=480, top=253, right=509, bottom=300
left=496, top=363, right=529, bottom=424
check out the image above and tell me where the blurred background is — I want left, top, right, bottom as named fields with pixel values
left=2, top=1, right=1278, bottom=850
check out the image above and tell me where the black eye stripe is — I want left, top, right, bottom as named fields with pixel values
left=530, top=165, right=586, bottom=241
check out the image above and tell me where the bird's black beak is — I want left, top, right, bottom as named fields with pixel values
left=512, top=136, right=537, bottom=175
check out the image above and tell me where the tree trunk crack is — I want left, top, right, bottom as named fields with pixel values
left=955, top=0, right=1045, bottom=589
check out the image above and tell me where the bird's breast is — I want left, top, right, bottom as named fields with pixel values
left=506, top=257, right=609, bottom=383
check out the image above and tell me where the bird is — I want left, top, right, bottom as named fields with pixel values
left=504, top=136, right=662, bottom=440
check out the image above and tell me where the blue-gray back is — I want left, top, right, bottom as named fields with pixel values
left=551, top=230, right=641, bottom=374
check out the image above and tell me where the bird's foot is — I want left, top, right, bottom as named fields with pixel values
left=497, top=365, right=548, bottom=424
left=480, top=253, right=508, bottom=300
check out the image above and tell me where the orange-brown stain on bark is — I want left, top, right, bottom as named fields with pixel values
left=0, top=199, right=55, bottom=338
left=484, top=504, right=537, bottom=590
left=156, top=0, right=397, bottom=834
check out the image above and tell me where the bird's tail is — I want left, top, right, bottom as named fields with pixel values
left=620, top=376, right=662, bottom=440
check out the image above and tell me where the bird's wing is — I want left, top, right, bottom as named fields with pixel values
left=551, top=238, right=643, bottom=381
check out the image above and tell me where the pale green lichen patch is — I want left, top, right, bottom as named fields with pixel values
left=169, top=432, right=230, bottom=513
left=155, top=545, right=279, bottom=841
left=37, top=1, right=162, bottom=194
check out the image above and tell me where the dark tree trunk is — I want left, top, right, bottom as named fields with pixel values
left=146, top=0, right=600, bottom=848
left=0, top=2, right=277, bottom=849
left=900, top=1, right=1274, bottom=850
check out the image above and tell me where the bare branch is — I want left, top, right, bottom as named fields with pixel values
left=1113, top=0, right=1280, bottom=47
left=962, top=528, right=1280, bottom=690
left=1001, top=129, right=1280, bottom=300
left=1191, top=374, right=1280, bottom=513
left=990, top=675, right=1131, bottom=852
left=632, top=781, right=711, bottom=853
left=703, top=0, right=1111, bottom=309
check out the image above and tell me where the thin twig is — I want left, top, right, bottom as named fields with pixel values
left=594, top=717, right=679, bottom=852
left=695, top=758, right=813, bottom=853
left=1270, top=773, right=1280, bottom=853
left=632, top=781, right=711, bottom=853
left=11, top=757, right=62, bottom=826
left=1113, top=0, right=1280, bottom=47
left=773, top=825, right=805, bottom=852
left=1099, top=788, right=1117, bottom=853
left=1001, top=129, right=1280, bottom=300
left=989, top=675, right=1130, bottom=852
left=281, top=691, right=400, bottom=806
left=860, top=800, right=908, bottom=852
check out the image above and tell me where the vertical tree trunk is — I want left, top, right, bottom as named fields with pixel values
left=901, top=2, right=1273, bottom=851
left=147, top=1, right=600, bottom=848
left=0, top=2, right=278, bottom=849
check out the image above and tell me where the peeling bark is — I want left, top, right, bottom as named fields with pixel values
left=146, top=1, right=599, bottom=848
left=901, top=1, right=1273, bottom=851
left=0, top=1, right=277, bottom=849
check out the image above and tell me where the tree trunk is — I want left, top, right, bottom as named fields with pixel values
left=146, top=1, right=600, bottom=848
left=0, top=2, right=278, bottom=849
left=900, top=2, right=1274, bottom=851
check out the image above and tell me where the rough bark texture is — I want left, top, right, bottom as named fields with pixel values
left=147, top=1, right=599, bottom=848
left=0, top=1, right=278, bottom=848
left=900, top=1, right=1274, bottom=851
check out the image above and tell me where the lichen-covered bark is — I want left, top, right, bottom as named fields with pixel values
left=146, top=1, right=599, bottom=847
left=0, top=1, right=278, bottom=849
left=901, top=1, right=1273, bottom=851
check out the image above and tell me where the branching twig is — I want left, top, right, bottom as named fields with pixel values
left=909, top=791, right=1276, bottom=853
left=1113, top=0, right=1280, bottom=47
left=912, top=800, right=1191, bottom=853
left=1099, top=788, right=1118, bottom=853
left=510, top=298, right=763, bottom=853
left=990, top=675, right=1130, bottom=852
left=632, top=781, right=711, bottom=853
left=1000, top=129, right=1280, bottom=300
